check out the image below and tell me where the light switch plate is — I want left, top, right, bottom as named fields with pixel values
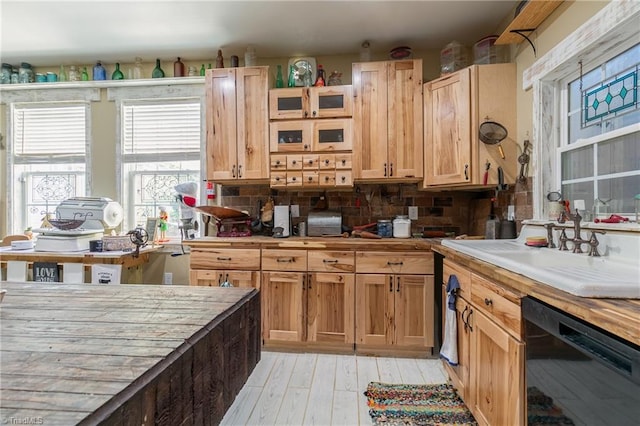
left=408, top=206, right=418, bottom=220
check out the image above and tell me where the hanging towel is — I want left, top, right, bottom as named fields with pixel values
left=440, top=274, right=460, bottom=365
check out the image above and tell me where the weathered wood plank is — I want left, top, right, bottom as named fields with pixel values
left=0, top=282, right=260, bottom=425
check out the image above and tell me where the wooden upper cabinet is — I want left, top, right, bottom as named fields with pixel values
left=205, top=67, right=269, bottom=182
left=353, top=59, right=423, bottom=182
left=424, top=68, right=472, bottom=186
left=269, top=86, right=352, bottom=120
left=423, top=63, right=517, bottom=188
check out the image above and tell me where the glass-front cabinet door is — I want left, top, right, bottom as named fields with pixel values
left=310, top=86, right=352, bottom=118
left=270, top=121, right=313, bottom=152
left=269, top=88, right=308, bottom=119
left=313, top=119, right=352, bottom=152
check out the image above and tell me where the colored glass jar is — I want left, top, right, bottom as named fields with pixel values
left=93, top=61, right=106, bottom=80
left=1, top=63, right=12, bottom=84
left=18, top=62, right=34, bottom=83
left=377, top=220, right=393, bottom=238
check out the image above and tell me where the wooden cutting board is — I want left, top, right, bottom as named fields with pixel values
left=193, top=206, right=250, bottom=220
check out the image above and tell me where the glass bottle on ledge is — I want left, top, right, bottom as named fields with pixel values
left=152, top=59, right=165, bottom=78
left=173, top=57, right=185, bottom=77
left=81, top=66, right=89, bottom=81
left=111, top=63, right=124, bottom=80
left=314, top=64, right=325, bottom=87
left=200, top=64, right=206, bottom=76
left=68, top=65, right=79, bottom=81
left=216, top=50, right=224, bottom=68
left=275, top=64, right=284, bottom=88
left=287, top=64, right=296, bottom=87
left=59, top=65, right=67, bottom=82
left=133, top=57, right=143, bottom=79
left=93, top=61, right=106, bottom=80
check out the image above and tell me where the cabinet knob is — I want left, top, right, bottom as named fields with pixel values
left=341, top=176, right=346, bottom=182
left=341, top=159, right=346, bottom=165
left=275, top=177, right=280, bottom=181
left=484, top=298, right=493, bottom=306
left=292, top=176, right=297, bottom=181
left=276, top=160, right=281, bottom=165
left=304, top=144, right=309, bottom=150
left=308, top=159, right=314, bottom=165
left=308, top=176, right=313, bottom=181
left=292, top=160, right=297, bottom=165
left=312, top=110, right=317, bottom=117
left=324, top=159, right=330, bottom=165
left=324, top=176, right=330, bottom=182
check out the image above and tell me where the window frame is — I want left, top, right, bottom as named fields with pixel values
left=5, top=95, right=95, bottom=234
left=524, top=1, right=640, bottom=220
left=109, top=83, right=206, bottom=236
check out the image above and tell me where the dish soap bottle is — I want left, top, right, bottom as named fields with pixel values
left=111, top=63, right=124, bottom=80
left=152, top=59, right=165, bottom=78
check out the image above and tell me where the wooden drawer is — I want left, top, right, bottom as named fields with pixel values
left=271, top=154, right=287, bottom=170
left=335, top=153, right=352, bottom=169
left=335, top=170, right=352, bottom=186
left=319, top=171, right=335, bottom=186
left=303, top=171, right=319, bottom=186
left=471, top=273, right=522, bottom=339
left=270, top=172, right=287, bottom=187
left=303, top=154, right=319, bottom=169
left=286, top=171, right=303, bottom=186
left=287, top=155, right=303, bottom=170
left=190, top=248, right=261, bottom=270
left=443, top=259, right=472, bottom=301
left=319, top=154, right=335, bottom=169
left=308, top=251, right=355, bottom=272
left=355, top=251, right=433, bottom=275
left=262, top=249, right=307, bottom=271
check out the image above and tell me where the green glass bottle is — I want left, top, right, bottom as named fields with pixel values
left=152, top=59, right=165, bottom=78
left=287, top=64, right=296, bottom=87
left=200, top=64, right=206, bottom=76
left=275, top=65, right=284, bottom=88
left=81, top=66, right=89, bottom=81
left=59, top=65, right=67, bottom=82
left=112, top=63, right=124, bottom=80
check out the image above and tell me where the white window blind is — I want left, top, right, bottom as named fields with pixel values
left=122, top=101, right=201, bottom=157
left=13, top=104, right=87, bottom=158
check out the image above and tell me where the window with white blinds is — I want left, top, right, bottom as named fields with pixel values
left=120, top=99, right=202, bottom=235
left=122, top=101, right=201, bottom=159
left=8, top=103, right=89, bottom=233
left=12, top=104, right=87, bottom=159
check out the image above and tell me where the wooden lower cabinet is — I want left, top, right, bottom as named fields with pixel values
left=441, top=259, right=525, bottom=425
left=469, top=309, right=525, bottom=426
left=262, top=271, right=355, bottom=349
left=262, top=271, right=306, bottom=343
left=356, top=273, right=433, bottom=352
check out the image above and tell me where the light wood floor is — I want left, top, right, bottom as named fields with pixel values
left=221, top=351, right=447, bottom=426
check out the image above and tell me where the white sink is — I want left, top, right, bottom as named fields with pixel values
left=442, top=224, right=640, bottom=299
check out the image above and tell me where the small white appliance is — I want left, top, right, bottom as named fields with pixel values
left=34, top=197, right=124, bottom=252
left=273, top=205, right=291, bottom=237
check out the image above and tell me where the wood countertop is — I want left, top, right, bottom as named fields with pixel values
left=184, top=236, right=437, bottom=251
left=0, top=282, right=260, bottom=424
left=433, top=245, right=640, bottom=346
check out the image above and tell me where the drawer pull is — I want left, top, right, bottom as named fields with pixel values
left=277, top=258, right=294, bottom=263
left=396, top=276, right=400, bottom=292
left=216, top=257, right=232, bottom=261
left=387, top=261, right=403, bottom=266
left=389, top=276, right=393, bottom=292
left=322, top=259, right=339, bottom=264
left=238, top=164, right=242, bottom=178
left=484, top=298, right=493, bottom=306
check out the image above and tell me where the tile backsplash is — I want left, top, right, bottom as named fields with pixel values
left=214, top=178, right=533, bottom=237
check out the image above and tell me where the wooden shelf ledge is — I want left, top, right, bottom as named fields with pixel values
left=495, top=0, right=564, bottom=45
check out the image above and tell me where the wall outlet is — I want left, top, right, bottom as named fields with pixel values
left=408, top=206, right=418, bottom=220
left=163, top=272, right=173, bottom=285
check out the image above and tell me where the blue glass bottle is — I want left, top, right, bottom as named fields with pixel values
left=93, top=61, right=106, bottom=80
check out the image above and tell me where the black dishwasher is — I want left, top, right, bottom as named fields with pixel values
left=522, top=297, right=640, bottom=426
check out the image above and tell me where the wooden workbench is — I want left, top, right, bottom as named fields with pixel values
left=0, top=282, right=261, bottom=425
